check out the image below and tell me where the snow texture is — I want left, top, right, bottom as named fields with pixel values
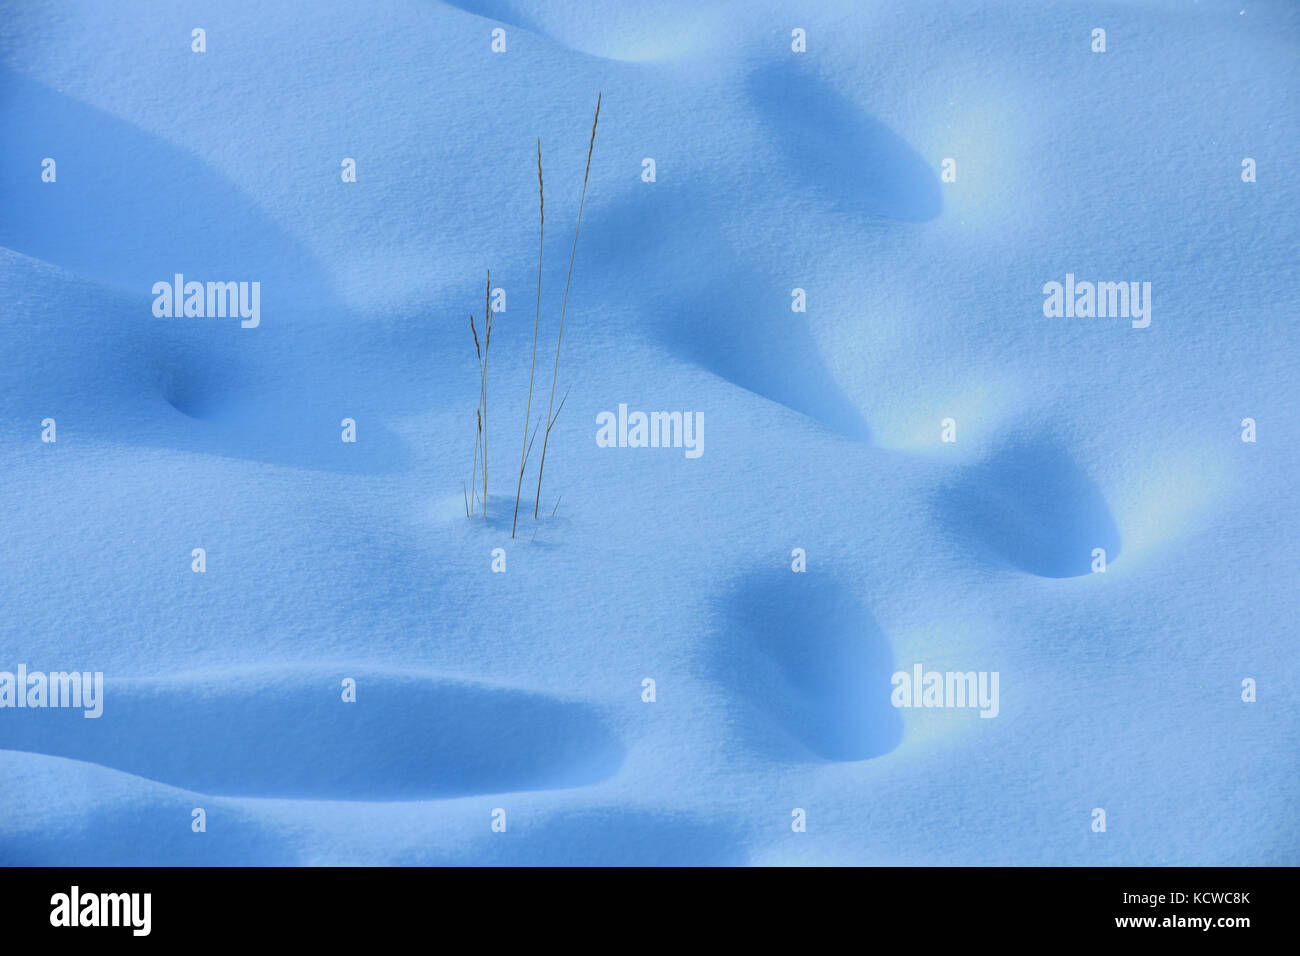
left=0, top=0, right=1297, bottom=865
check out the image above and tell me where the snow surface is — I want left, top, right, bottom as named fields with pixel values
left=1, top=0, right=1297, bottom=865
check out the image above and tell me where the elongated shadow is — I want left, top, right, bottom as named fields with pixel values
left=747, top=64, right=942, bottom=223
left=582, top=184, right=874, bottom=441
left=0, top=67, right=333, bottom=309
left=0, top=70, right=424, bottom=473
left=707, top=570, right=902, bottom=762
left=934, top=437, right=1121, bottom=578
left=0, top=669, right=625, bottom=800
